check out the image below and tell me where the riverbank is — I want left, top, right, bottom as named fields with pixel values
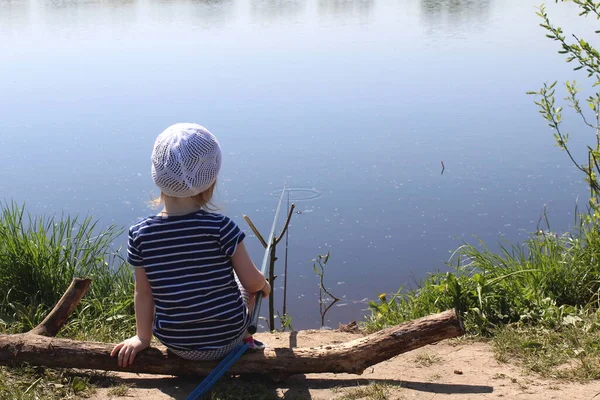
left=2, top=331, right=600, bottom=400
left=87, top=337, right=600, bottom=400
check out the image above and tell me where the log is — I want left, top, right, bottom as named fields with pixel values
left=0, top=309, right=464, bottom=379
left=28, top=278, right=92, bottom=337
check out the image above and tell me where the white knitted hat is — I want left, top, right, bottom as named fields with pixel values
left=151, top=123, right=222, bottom=198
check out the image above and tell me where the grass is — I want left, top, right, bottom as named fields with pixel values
left=364, top=212, right=600, bottom=337
left=0, top=366, right=116, bottom=400
left=0, top=202, right=137, bottom=399
left=428, top=372, right=442, bottom=381
left=363, top=212, right=600, bottom=381
left=494, top=311, right=600, bottom=381
left=107, top=384, right=130, bottom=397
left=413, top=352, right=443, bottom=367
left=333, top=382, right=395, bottom=400
left=0, top=202, right=136, bottom=341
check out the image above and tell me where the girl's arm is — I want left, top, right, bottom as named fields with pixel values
left=231, top=241, right=270, bottom=297
left=110, top=268, right=154, bottom=367
left=133, top=267, right=154, bottom=342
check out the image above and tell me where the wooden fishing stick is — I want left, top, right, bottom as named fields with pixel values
left=244, top=184, right=287, bottom=334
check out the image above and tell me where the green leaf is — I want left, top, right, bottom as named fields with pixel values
left=71, top=377, right=87, bottom=393
left=521, top=341, right=543, bottom=350
left=367, top=300, right=380, bottom=311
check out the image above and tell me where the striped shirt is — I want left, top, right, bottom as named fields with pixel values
left=127, top=210, right=248, bottom=351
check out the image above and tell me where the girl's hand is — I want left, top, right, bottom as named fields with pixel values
left=259, top=280, right=271, bottom=298
left=110, top=335, right=150, bottom=367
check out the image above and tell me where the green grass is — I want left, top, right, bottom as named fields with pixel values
left=0, top=202, right=135, bottom=340
left=0, top=366, right=116, bottom=400
left=106, top=384, right=131, bottom=397
left=0, top=202, right=137, bottom=399
left=364, top=212, right=600, bottom=336
left=494, top=311, right=600, bottom=381
left=333, top=382, right=395, bottom=400
left=362, top=212, right=600, bottom=381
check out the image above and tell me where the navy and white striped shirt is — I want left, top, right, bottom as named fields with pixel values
left=127, top=210, right=248, bottom=351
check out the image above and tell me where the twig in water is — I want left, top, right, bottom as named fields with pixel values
left=313, top=252, right=340, bottom=327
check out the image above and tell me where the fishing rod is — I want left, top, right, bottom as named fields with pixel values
left=246, top=183, right=287, bottom=334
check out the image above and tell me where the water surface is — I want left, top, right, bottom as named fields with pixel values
left=0, top=0, right=594, bottom=328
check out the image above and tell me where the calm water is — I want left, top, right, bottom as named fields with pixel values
left=0, top=0, right=595, bottom=329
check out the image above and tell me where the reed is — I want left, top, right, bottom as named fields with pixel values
left=0, top=202, right=134, bottom=339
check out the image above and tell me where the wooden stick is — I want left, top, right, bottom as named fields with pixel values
left=1, top=309, right=464, bottom=379
left=28, top=278, right=92, bottom=337
left=243, top=215, right=267, bottom=249
left=274, top=203, right=295, bottom=245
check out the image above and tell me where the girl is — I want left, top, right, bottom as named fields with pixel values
left=111, top=123, right=271, bottom=367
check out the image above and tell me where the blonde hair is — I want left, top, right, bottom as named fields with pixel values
left=150, top=180, right=219, bottom=211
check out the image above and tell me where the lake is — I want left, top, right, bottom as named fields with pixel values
left=0, top=0, right=594, bottom=329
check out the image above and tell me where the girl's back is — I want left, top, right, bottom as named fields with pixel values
left=128, top=210, right=248, bottom=351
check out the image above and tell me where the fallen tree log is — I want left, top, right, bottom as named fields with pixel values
left=28, top=278, right=91, bottom=337
left=0, top=309, right=463, bottom=379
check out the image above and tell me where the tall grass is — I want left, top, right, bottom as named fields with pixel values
left=0, top=202, right=135, bottom=339
left=365, top=212, right=600, bottom=335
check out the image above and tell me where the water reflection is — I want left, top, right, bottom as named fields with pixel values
left=188, top=0, right=235, bottom=26
left=318, top=0, right=374, bottom=19
left=421, top=0, right=491, bottom=30
left=38, top=0, right=138, bottom=33
left=37, top=0, right=236, bottom=29
left=144, top=0, right=235, bottom=27
left=191, top=0, right=233, bottom=5
left=0, top=0, right=31, bottom=34
left=250, top=0, right=305, bottom=24
left=44, top=0, right=136, bottom=9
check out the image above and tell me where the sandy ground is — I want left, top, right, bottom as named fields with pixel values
left=89, top=330, right=600, bottom=400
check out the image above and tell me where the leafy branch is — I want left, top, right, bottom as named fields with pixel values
left=529, top=1, right=600, bottom=207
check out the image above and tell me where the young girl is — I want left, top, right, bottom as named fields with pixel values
left=111, top=123, right=271, bottom=367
